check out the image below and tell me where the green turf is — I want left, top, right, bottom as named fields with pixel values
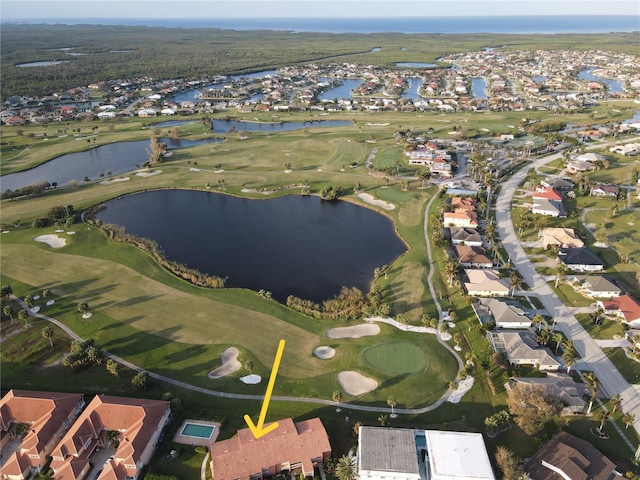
left=363, top=341, right=427, bottom=374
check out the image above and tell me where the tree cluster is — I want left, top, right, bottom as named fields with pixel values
left=320, top=185, right=343, bottom=200
left=506, top=382, right=560, bottom=435
left=64, top=339, right=104, bottom=368
left=286, top=286, right=367, bottom=321
left=2, top=181, right=51, bottom=200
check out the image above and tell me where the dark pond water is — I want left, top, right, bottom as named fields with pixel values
left=318, top=78, right=363, bottom=101
left=471, top=77, right=488, bottom=99
left=212, top=119, right=351, bottom=133
left=95, top=190, right=407, bottom=303
left=578, top=68, right=624, bottom=93
left=1, top=138, right=215, bottom=192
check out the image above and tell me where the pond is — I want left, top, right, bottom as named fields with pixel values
left=471, top=77, right=488, bottom=99
left=1, top=137, right=216, bottom=193
left=170, top=70, right=277, bottom=103
left=578, top=68, right=624, bottom=93
left=317, top=78, right=363, bottom=101
left=95, top=190, right=407, bottom=303
left=403, top=78, right=424, bottom=101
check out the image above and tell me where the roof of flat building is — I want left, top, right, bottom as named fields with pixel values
left=358, top=426, right=419, bottom=474
left=425, top=430, right=495, bottom=480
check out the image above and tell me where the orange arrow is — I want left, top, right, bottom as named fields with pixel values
left=244, top=339, right=285, bottom=439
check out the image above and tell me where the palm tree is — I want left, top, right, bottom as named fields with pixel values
left=42, top=289, right=51, bottom=301
left=42, top=326, right=54, bottom=347
left=18, top=310, right=29, bottom=327
left=621, top=412, right=635, bottom=429
left=595, top=409, right=611, bottom=434
left=553, top=331, right=564, bottom=353
left=537, top=328, right=551, bottom=346
left=555, top=263, right=568, bottom=288
left=561, top=340, right=579, bottom=373
left=78, top=302, right=89, bottom=316
left=509, top=271, right=522, bottom=297
left=1, top=284, right=13, bottom=299
left=609, top=394, right=622, bottom=413
left=387, top=396, right=398, bottom=418
left=3, top=305, right=14, bottom=324
left=23, top=295, right=34, bottom=309
left=244, top=360, right=253, bottom=375
left=583, top=372, right=599, bottom=415
left=335, top=455, right=356, bottom=480
left=444, top=258, right=460, bottom=287
left=532, top=314, right=545, bottom=331
left=332, top=390, right=343, bottom=412
left=377, top=414, right=389, bottom=426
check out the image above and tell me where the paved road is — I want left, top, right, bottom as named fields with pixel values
left=494, top=151, right=640, bottom=438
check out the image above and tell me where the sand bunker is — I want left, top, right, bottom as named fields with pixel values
left=100, top=177, right=130, bottom=185
left=357, top=193, right=395, bottom=210
left=240, top=374, right=262, bottom=384
left=447, top=376, right=474, bottom=403
left=327, top=324, right=380, bottom=339
left=208, top=347, right=241, bottom=379
left=314, top=346, right=336, bottom=359
left=338, top=371, right=378, bottom=396
left=135, top=170, right=162, bottom=178
left=34, top=235, right=66, bottom=248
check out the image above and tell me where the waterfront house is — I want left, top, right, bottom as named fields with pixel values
left=210, top=418, right=331, bottom=480
left=487, top=331, right=560, bottom=371
left=464, top=269, right=510, bottom=297
left=453, top=245, right=493, bottom=268
left=0, top=390, right=85, bottom=480
left=539, top=227, right=584, bottom=249
left=557, top=247, right=605, bottom=272
left=525, top=432, right=616, bottom=480
left=566, top=160, right=595, bottom=173
left=50, top=395, right=170, bottom=480
left=597, top=294, right=640, bottom=328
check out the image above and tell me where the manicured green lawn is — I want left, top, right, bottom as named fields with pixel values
left=603, top=347, right=640, bottom=384
left=363, top=341, right=427, bottom=374
left=574, top=313, right=626, bottom=340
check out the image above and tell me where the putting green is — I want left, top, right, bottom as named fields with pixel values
left=363, top=341, right=427, bottom=374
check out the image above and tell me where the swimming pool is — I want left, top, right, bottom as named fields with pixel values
left=180, top=422, right=216, bottom=439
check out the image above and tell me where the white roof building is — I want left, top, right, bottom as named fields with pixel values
left=425, top=430, right=495, bottom=480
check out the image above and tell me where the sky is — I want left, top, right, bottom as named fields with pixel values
left=2, top=0, right=639, bottom=19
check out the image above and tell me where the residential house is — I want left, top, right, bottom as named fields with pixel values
left=451, top=196, right=477, bottom=214
left=532, top=198, right=566, bottom=217
left=357, top=427, right=420, bottom=480
left=4, top=117, right=26, bottom=126
left=597, top=294, right=640, bottom=328
left=478, top=298, right=532, bottom=328
left=610, top=143, right=640, bottom=156
left=430, top=158, right=452, bottom=177
left=137, top=109, right=157, bottom=118
left=576, top=152, right=605, bottom=163
left=540, top=177, right=574, bottom=192
left=453, top=245, right=493, bottom=268
left=443, top=212, right=478, bottom=228
left=539, top=227, right=584, bottom=249
left=487, top=331, right=560, bottom=371
left=524, top=431, right=617, bottom=480
left=448, top=227, right=483, bottom=247
left=50, top=395, right=170, bottom=480
left=464, top=269, right=510, bottom=297
left=357, top=427, right=495, bottom=480
left=570, top=275, right=621, bottom=299
left=210, top=418, right=331, bottom=480
left=533, top=186, right=563, bottom=202
left=566, top=160, right=595, bottom=173
left=590, top=183, right=619, bottom=198
left=0, top=390, right=85, bottom=480
left=505, top=373, right=586, bottom=414
left=557, top=247, right=605, bottom=272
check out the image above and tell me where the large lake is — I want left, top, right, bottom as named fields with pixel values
left=95, top=190, right=407, bottom=303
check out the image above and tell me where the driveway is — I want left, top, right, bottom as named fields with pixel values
left=494, top=146, right=640, bottom=437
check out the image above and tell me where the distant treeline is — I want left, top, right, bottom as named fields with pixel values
left=2, top=24, right=639, bottom=99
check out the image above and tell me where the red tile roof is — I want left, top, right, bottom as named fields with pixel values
left=533, top=186, right=563, bottom=201
left=599, top=294, right=640, bottom=324
left=211, top=418, right=331, bottom=480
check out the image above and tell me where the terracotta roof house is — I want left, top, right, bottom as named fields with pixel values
left=487, top=331, right=560, bottom=371
left=453, top=245, right=493, bottom=268
left=4, top=116, right=26, bottom=126
left=448, top=227, right=483, bottom=247
left=210, top=418, right=331, bottom=480
left=532, top=198, right=566, bottom=217
left=590, top=183, right=619, bottom=198
left=506, top=373, right=586, bottom=414
left=358, top=427, right=420, bottom=480
left=570, top=275, right=621, bottom=299
left=464, top=269, right=510, bottom=297
left=443, top=212, right=478, bottom=228
left=540, top=227, right=584, bottom=249
left=430, top=158, right=452, bottom=177
left=525, top=431, right=617, bottom=480
left=1, top=390, right=85, bottom=480
left=478, top=298, right=532, bottom=328
left=533, top=186, right=563, bottom=201
left=557, top=247, right=605, bottom=272
left=597, top=294, right=640, bottom=328
left=451, top=196, right=477, bottom=213
left=50, top=395, right=170, bottom=480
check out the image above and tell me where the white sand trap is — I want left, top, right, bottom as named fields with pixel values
left=100, top=177, right=130, bottom=185
left=357, top=193, right=395, bottom=211
left=30, top=306, right=41, bottom=314
left=66, top=231, right=75, bottom=235
left=189, top=168, right=201, bottom=171
left=135, top=170, right=162, bottom=178
left=2, top=231, right=9, bottom=234
left=33, top=295, right=40, bottom=300
left=46, top=300, right=55, bottom=306
left=82, top=313, right=92, bottom=319
left=208, top=347, right=241, bottom=379
left=240, top=374, right=262, bottom=384
left=447, top=376, right=474, bottom=403
left=214, top=169, right=225, bottom=173
left=314, top=346, right=336, bottom=359
left=327, top=324, right=380, bottom=339
left=338, top=371, right=378, bottom=396
left=440, top=332, right=452, bottom=341
left=454, top=345, right=462, bottom=351
left=284, top=169, right=292, bottom=173
left=34, top=234, right=66, bottom=248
